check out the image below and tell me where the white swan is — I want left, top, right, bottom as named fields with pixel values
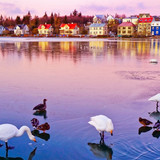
left=0, top=124, right=36, bottom=149
left=88, top=115, right=114, bottom=139
left=148, top=93, right=160, bottom=111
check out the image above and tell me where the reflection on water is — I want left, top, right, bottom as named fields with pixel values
left=32, top=129, right=50, bottom=141
left=33, top=110, right=47, bottom=119
left=1, top=38, right=160, bottom=159
left=88, top=142, right=113, bottom=160
left=1, top=39, right=160, bottom=62
left=138, top=126, right=152, bottom=135
left=0, top=147, right=37, bottom=160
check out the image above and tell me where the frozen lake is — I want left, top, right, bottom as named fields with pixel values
left=0, top=38, right=160, bottom=159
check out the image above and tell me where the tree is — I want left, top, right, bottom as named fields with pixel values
left=32, top=28, right=38, bottom=35
left=54, top=13, right=61, bottom=34
left=78, top=12, right=82, bottom=17
left=63, top=15, right=68, bottom=24
left=73, top=9, right=78, bottom=16
left=15, top=16, right=21, bottom=24
left=50, top=12, right=54, bottom=25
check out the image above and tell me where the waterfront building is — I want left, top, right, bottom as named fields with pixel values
left=14, top=24, right=29, bottom=35
left=0, top=25, right=6, bottom=35
left=93, top=15, right=107, bottom=23
left=151, top=21, right=160, bottom=36
left=89, top=23, right=108, bottom=36
left=137, top=13, right=153, bottom=36
left=117, top=22, right=136, bottom=37
left=38, top=24, right=53, bottom=35
left=122, top=16, right=138, bottom=25
left=59, top=23, right=79, bottom=36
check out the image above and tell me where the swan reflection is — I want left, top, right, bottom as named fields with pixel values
left=149, top=111, right=160, bottom=121
left=138, top=126, right=152, bottom=135
left=0, top=147, right=37, bottom=160
left=88, top=141, right=113, bottom=160
left=32, top=129, right=50, bottom=141
left=33, top=110, right=47, bottom=119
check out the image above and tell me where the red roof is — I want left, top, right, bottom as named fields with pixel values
left=138, top=17, right=153, bottom=23
left=38, top=24, right=51, bottom=29
left=60, top=23, right=78, bottom=29
left=118, top=22, right=135, bottom=27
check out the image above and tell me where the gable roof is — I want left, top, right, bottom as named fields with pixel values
left=90, top=23, right=106, bottom=27
left=38, top=24, right=51, bottom=29
left=60, top=23, right=78, bottom=29
left=118, top=22, right=135, bottom=27
left=94, top=15, right=106, bottom=19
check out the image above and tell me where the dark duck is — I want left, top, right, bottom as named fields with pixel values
left=139, top=117, right=153, bottom=126
left=31, top=118, right=39, bottom=129
left=37, top=123, right=50, bottom=133
left=33, top=99, right=47, bottom=111
left=153, top=120, right=160, bottom=129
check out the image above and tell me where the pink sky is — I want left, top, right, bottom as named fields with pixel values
left=0, top=0, right=160, bottom=17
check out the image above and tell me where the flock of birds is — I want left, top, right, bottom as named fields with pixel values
left=0, top=98, right=50, bottom=156
left=138, top=93, right=160, bottom=136
left=0, top=93, right=160, bottom=157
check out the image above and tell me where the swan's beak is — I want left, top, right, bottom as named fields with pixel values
left=110, top=130, right=113, bottom=136
left=33, top=138, right=37, bottom=142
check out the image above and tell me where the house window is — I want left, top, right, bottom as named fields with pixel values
left=128, top=31, right=131, bottom=34
left=122, top=31, right=126, bottom=34
left=156, top=31, right=159, bottom=34
left=123, top=27, right=125, bottom=29
left=156, top=27, right=159, bottom=30
left=99, top=27, right=101, bottom=30
left=128, top=27, right=131, bottom=29
left=152, top=27, right=154, bottom=29
left=99, top=31, right=101, bottom=34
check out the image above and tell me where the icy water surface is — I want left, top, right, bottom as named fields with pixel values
left=0, top=38, right=160, bottom=159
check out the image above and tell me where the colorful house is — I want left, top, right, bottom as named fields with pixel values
left=137, top=13, right=153, bottom=36
left=0, top=25, right=6, bottom=35
left=117, top=22, right=136, bottom=37
left=151, top=21, right=160, bottom=36
left=122, top=16, right=138, bottom=25
left=93, top=15, right=107, bottom=24
left=38, top=24, right=53, bottom=35
left=59, top=23, right=79, bottom=35
left=14, top=24, right=29, bottom=35
left=89, top=23, right=108, bottom=36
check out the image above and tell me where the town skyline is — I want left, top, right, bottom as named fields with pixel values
left=0, top=0, right=160, bottom=18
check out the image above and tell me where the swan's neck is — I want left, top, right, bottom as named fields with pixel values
left=16, top=126, right=32, bottom=138
left=43, top=100, right=46, bottom=105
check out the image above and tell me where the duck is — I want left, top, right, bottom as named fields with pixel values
left=37, top=123, right=50, bottom=133
left=138, top=126, right=152, bottom=135
left=0, top=124, right=36, bottom=150
left=33, top=99, right=47, bottom=111
left=31, top=118, right=39, bottom=129
left=88, top=115, right=114, bottom=140
left=139, top=117, right=153, bottom=126
left=148, top=93, right=160, bottom=112
left=153, top=120, right=160, bottom=129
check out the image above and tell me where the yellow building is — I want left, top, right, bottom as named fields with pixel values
left=118, top=22, right=135, bottom=37
left=59, top=23, right=79, bottom=35
left=137, top=14, right=153, bottom=36
left=89, top=23, right=108, bottom=36
left=38, top=24, right=53, bottom=35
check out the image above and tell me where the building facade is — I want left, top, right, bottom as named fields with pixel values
left=14, top=25, right=29, bottom=35
left=59, top=23, right=79, bottom=35
left=137, top=13, right=153, bottom=36
left=151, top=21, right=160, bottom=36
left=89, top=23, right=108, bottom=36
left=118, top=22, right=135, bottom=37
left=38, top=24, right=53, bottom=35
left=122, top=17, right=138, bottom=25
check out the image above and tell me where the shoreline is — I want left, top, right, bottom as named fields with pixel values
left=0, top=37, right=158, bottom=43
